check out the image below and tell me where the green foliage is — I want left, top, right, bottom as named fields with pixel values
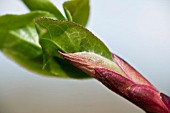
left=63, top=0, right=90, bottom=26
left=0, top=0, right=112, bottom=79
left=0, top=11, right=54, bottom=75
left=22, top=0, right=65, bottom=20
left=35, top=18, right=112, bottom=59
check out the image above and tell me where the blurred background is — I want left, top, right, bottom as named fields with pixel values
left=0, top=0, right=170, bottom=113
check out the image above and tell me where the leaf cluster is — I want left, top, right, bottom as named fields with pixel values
left=0, top=0, right=112, bottom=79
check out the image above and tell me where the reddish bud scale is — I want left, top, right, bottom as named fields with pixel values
left=161, top=93, right=170, bottom=110
left=95, top=68, right=169, bottom=113
left=59, top=51, right=170, bottom=113
left=112, top=54, right=156, bottom=90
left=95, top=68, right=134, bottom=98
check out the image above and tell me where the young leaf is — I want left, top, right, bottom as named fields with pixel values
left=0, top=11, right=54, bottom=32
left=63, top=0, right=90, bottom=26
left=22, top=0, right=65, bottom=20
left=35, top=18, right=112, bottom=78
left=0, top=11, right=54, bottom=76
left=35, top=18, right=112, bottom=60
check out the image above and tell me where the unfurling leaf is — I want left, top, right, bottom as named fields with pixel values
left=35, top=18, right=112, bottom=78
left=59, top=51, right=125, bottom=77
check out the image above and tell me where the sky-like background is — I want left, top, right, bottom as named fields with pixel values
left=0, top=0, right=170, bottom=113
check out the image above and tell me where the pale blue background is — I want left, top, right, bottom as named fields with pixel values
left=0, top=0, right=170, bottom=113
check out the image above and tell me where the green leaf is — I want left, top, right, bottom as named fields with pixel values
left=22, top=0, right=65, bottom=20
left=35, top=18, right=112, bottom=78
left=63, top=0, right=90, bottom=26
left=0, top=11, right=54, bottom=76
left=0, top=11, right=54, bottom=32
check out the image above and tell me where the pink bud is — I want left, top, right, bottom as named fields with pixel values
left=59, top=51, right=170, bottom=113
